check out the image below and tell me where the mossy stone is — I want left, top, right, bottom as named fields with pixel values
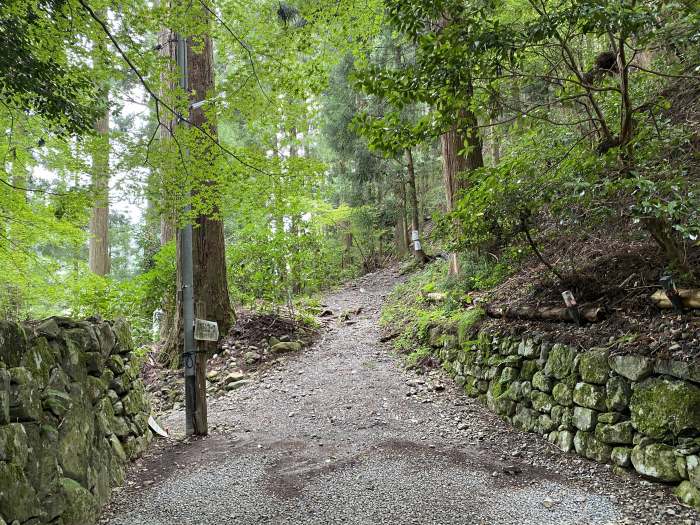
left=573, top=406, right=598, bottom=431
left=59, top=477, right=98, bottom=525
left=578, top=348, right=609, bottom=385
left=512, top=405, right=539, bottom=432
left=552, top=382, right=573, bottom=407
left=596, top=421, right=634, bottom=444
left=520, top=359, right=540, bottom=381
left=544, top=344, right=576, bottom=379
left=630, top=377, right=700, bottom=440
left=598, top=412, right=624, bottom=424
left=631, top=443, right=683, bottom=482
left=606, top=376, right=631, bottom=412
left=0, top=462, right=41, bottom=523
left=531, top=391, right=554, bottom=413
left=0, top=320, right=28, bottom=368
left=609, top=354, right=652, bottom=381
left=557, top=430, right=574, bottom=452
left=573, top=382, right=606, bottom=411
left=532, top=371, right=552, bottom=393
left=687, top=455, right=700, bottom=489
left=8, top=367, right=42, bottom=422
left=112, top=318, right=134, bottom=354
left=674, top=481, right=700, bottom=511
left=611, top=446, right=632, bottom=468
left=574, top=431, right=612, bottom=463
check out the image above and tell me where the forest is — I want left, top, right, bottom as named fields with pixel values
left=2, top=0, right=700, bottom=523
left=3, top=0, right=698, bottom=362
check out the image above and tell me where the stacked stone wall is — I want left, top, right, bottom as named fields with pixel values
left=430, top=326, right=700, bottom=510
left=0, top=317, right=152, bottom=525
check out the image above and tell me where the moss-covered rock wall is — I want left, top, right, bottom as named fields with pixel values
left=429, top=326, right=700, bottom=510
left=0, top=317, right=152, bottom=525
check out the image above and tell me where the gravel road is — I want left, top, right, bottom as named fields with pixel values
left=101, top=268, right=699, bottom=525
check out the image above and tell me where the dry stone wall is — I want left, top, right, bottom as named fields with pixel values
left=430, top=326, right=700, bottom=510
left=0, top=317, right=152, bottom=525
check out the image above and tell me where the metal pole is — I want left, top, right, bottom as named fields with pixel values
left=175, top=32, right=197, bottom=436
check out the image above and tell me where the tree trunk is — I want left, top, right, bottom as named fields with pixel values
left=162, top=9, right=234, bottom=364
left=406, top=148, right=429, bottom=263
left=440, top=81, right=484, bottom=275
left=89, top=104, right=110, bottom=276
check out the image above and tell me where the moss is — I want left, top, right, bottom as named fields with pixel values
left=630, top=377, right=700, bottom=440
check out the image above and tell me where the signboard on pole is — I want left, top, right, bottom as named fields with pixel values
left=194, top=319, right=219, bottom=341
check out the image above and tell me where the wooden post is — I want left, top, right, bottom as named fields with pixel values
left=194, top=300, right=208, bottom=435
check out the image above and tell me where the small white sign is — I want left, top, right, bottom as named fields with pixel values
left=194, top=319, right=219, bottom=341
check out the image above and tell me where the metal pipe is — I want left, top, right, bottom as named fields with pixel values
left=175, top=32, right=197, bottom=436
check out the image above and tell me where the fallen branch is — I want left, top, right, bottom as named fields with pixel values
left=486, top=305, right=605, bottom=323
left=651, top=289, right=700, bottom=309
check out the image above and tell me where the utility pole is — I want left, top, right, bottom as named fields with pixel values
left=175, top=32, right=201, bottom=436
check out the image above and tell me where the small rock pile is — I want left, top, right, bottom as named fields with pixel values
left=146, top=320, right=311, bottom=414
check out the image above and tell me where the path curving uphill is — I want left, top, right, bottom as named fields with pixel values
left=102, top=268, right=698, bottom=525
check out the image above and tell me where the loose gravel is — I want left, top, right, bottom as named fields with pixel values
left=101, top=268, right=700, bottom=525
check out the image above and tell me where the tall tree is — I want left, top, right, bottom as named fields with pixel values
left=88, top=105, right=111, bottom=275
left=163, top=5, right=234, bottom=363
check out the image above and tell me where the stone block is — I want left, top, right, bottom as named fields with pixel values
left=531, top=391, right=554, bottom=413
left=578, top=348, right=609, bottom=385
left=609, top=354, right=652, bottom=381
left=596, top=421, right=634, bottom=444
left=630, top=377, right=700, bottom=440
left=631, top=443, right=684, bottom=482
left=552, top=382, right=573, bottom=407
left=573, top=382, right=606, bottom=411
left=674, top=481, right=700, bottom=511
left=544, top=344, right=576, bottom=379
left=611, top=446, right=632, bottom=468
left=532, top=371, right=552, bottom=393
left=573, top=406, right=598, bottom=431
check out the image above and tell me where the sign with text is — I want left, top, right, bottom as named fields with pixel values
left=194, top=319, right=219, bottom=341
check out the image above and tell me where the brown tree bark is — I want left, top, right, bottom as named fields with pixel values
left=162, top=8, right=234, bottom=365
left=440, top=93, right=484, bottom=275
left=89, top=104, right=110, bottom=276
left=406, top=148, right=429, bottom=263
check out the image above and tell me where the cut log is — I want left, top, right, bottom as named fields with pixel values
left=651, top=289, right=700, bottom=309
left=486, top=305, right=605, bottom=323
left=422, top=292, right=447, bottom=303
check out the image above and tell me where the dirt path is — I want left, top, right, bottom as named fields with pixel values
left=102, top=268, right=698, bottom=525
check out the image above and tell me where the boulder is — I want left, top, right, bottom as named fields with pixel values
left=537, top=414, right=556, bottom=434
left=573, top=406, right=598, bottom=432
left=578, top=348, right=609, bottom=385
left=0, top=462, right=41, bottom=523
left=574, top=431, right=612, bottom=463
left=630, top=377, right=700, bottom=440
left=609, top=355, right=652, bottom=381
left=631, top=443, right=684, bottom=482
left=544, top=344, right=576, bottom=379
left=271, top=341, right=302, bottom=354
left=611, top=446, right=632, bottom=468
left=224, top=371, right=247, bottom=385
left=573, top=382, right=606, bottom=411
left=531, top=391, right=554, bottom=413
left=512, top=405, right=539, bottom=432
left=532, top=371, right=552, bottom=393
left=674, top=481, right=700, bottom=511
left=556, top=430, right=574, bottom=452
left=596, top=421, right=634, bottom=444
left=552, top=382, right=573, bottom=407
left=606, top=376, right=631, bottom=412
left=0, top=424, right=28, bottom=464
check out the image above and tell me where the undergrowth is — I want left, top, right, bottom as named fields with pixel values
left=381, top=253, right=509, bottom=369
